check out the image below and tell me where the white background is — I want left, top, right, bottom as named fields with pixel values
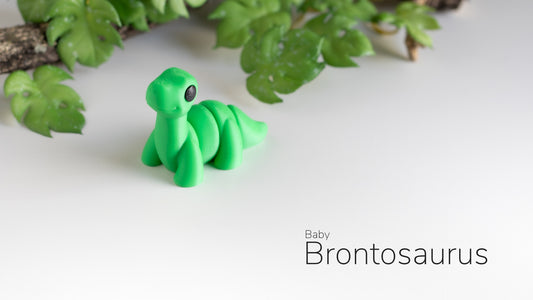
left=1, top=0, right=532, bottom=299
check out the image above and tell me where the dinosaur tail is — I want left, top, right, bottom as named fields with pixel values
left=228, top=105, right=268, bottom=149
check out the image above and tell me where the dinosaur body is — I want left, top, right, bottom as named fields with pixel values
left=142, top=68, right=267, bottom=187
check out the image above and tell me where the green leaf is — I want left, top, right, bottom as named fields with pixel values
left=397, top=2, right=433, bottom=15
left=305, top=13, right=374, bottom=67
left=280, top=0, right=304, bottom=10
left=372, top=2, right=439, bottom=48
left=142, top=0, right=177, bottom=23
left=149, top=0, right=206, bottom=17
left=301, top=0, right=376, bottom=21
left=168, top=0, right=188, bottom=17
left=151, top=0, right=166, bottom=12
left=241, top=27, right=325, bottom=103
left=396, top=2, right=439, bottom=28
left=407, top=13, right=440, bottom=30
left=406, top=24, right=433, bottom=47
left=300, top=0, right=329, bottom=12
left=371, top=12, right=396, bottom=24
left=108, top=0, right=149, bottom=31
left=17, top=0, right=57, bottom=23
left=209, top=0, right=291, bottom=48
left=46, top=0, right=123, bottom=71
left=349, top=0, right=378, bottom=22
left=3, top=65, right=85, bottom=137
left=186, top=0, right=205, bottom=6
left=395, top=2, right=439, bottom=47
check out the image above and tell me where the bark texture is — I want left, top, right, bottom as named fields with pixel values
left=425, top=0, right=462, bottom=10
left=376, top=0, right=462, bottom=10
left=0, top=23, right=59, bottom=74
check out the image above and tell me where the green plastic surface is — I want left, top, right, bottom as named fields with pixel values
left=142, top=68, right=268, bottom=187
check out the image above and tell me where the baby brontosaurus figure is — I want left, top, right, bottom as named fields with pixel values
left=142, top=68, right=268, bottom=187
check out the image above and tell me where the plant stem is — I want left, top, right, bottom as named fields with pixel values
left=405, top=33, right=420, bottom=61
left=403, top=0, right=427, bottom=61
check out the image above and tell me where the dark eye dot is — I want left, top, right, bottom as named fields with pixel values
left=185, top=85, right=196, bottom=102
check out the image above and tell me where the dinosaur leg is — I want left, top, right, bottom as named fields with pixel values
left=141, top=130, right=162, bottom=166
left=174, top=125, right=204, bottom=187
left=212, top=119, right=243, bottom=170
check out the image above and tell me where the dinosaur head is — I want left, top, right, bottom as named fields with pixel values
left=146, top=68, right=198, bottom=117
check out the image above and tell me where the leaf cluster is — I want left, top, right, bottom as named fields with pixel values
left=373, top=2, right=440, bottom=47
left=9, top=0, right=206, bottom=136
left=210, top=0, right=379, bottom=103
left=18, top=0, right=207, bottom=71
left=209, top=0, right=439, bottom=103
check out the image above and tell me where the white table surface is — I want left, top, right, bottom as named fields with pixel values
left=1, top=0, right=532, bottom=299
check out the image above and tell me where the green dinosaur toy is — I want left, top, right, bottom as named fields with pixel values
left=141, top=68, right=268, bottom=187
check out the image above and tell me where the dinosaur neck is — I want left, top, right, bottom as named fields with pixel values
left=155, top=113, right=188, bottom=170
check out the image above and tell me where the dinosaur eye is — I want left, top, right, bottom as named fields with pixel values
left=185, top=85, right=196, bottom=102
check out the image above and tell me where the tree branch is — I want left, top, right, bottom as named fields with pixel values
left=374, top=0, right=462, bottom=10
left=0, top=23, right=155, bottom=75
left=0, top=23, right=58, bottom=74
left=1, top=0, right=462, bottom=74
